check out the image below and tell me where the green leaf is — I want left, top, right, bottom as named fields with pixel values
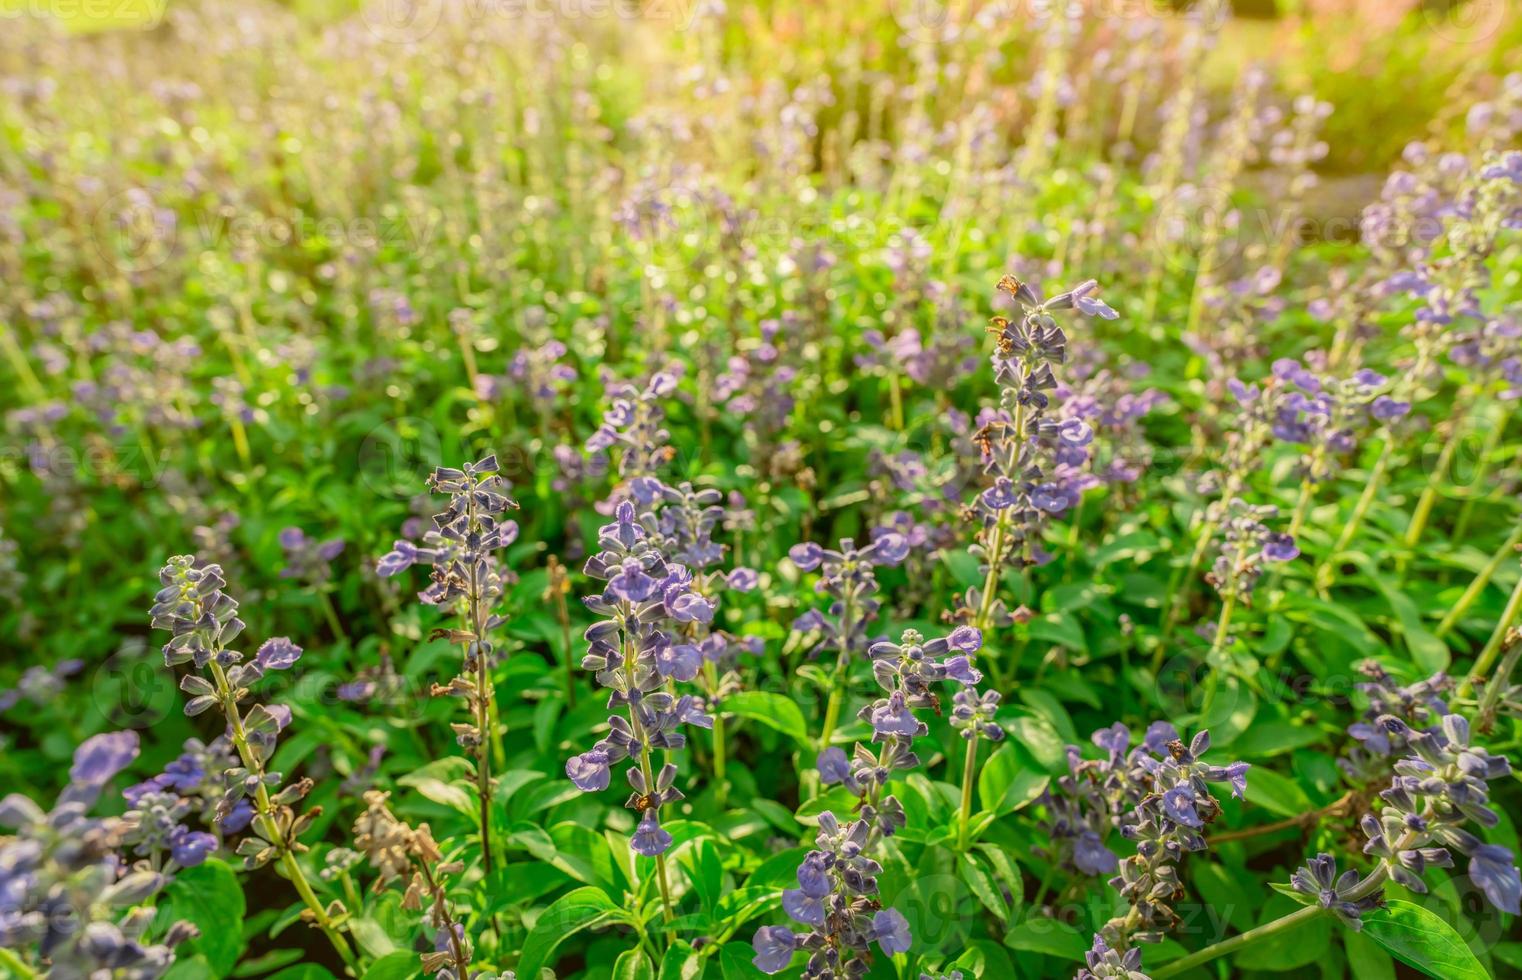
left=1358, top=900, right=1488, bottom=980
left=360, top=952, right=420, bottom=980
left=658, top=940, right=703, bottom=980
left=612, top=949, right=654, bottom=980
left=723, top=691, right=809, bottom=743
left=720, top=940, right=773, bottom=978
left=1003, top=917, right=1088, bottom=961
left=1243, top=766, right=1314, bottom=818
left=959, top=853, right=1008, bottom=921
left=156, top=859, right=246, bottom=974
left=348, top=916, right=400, bottom=959
left=516, top=886, right=633, bottom=980
left=264, top=968, right=337, bottom=980
left=977, top=743, right=1050, bottom=815
left=1344, top=927, right=1396, bottom=980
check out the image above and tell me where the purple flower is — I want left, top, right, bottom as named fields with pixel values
left=631, top=810, right=673, bottom=857
left=943, top=656, right=983, bottom=686
left=1162, top=785, right=1202, bottom=828
left=656, top=644, right=703, bottom=682
left=606, top=558, right=658, bottom=602
left=1471, top=844, right=1521, bottom=914
left=726, top=567, right=759, bottom=592
left=566, top=750, right=611, bottom=792
left=1073, top=831, right=1119, bottom=876
left=873, top=908, right=911, bottom=955
left=868, top=532, right=910, bottom=566
left=783, top=888, right=825, bottom=926
left=69, top=731, right=140, bottom=791
left=752, top=925, right=797, bottom=974
left=816, top=746, right=850, bottom=785
left=789, top=542, right=824, bottom=570
left=870, top=692, right=920, bottom=737
left=375, top=540, right=420, bottom=577
left=169, top=827, right=217, bottom=867
left=255, top=637, right=302, bottom=671
left=947, top=626, right=982, bottom=652
left=1261, top=533, right=1300, bottom=562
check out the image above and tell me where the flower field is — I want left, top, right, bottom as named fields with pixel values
left=1, top=2, right=1521, bottom=978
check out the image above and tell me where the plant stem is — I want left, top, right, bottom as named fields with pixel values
left=1453, top=402, right=1513, bottom=540
left=704, top=660, right=728, bottom=808
left=318, top=590, right=347, bottom=646
left=208, top=662, right=358, bottom=973
left=1399, top=404, right=1472, bottom=576
left=956, top=738, right=978, bottom=851
left=1459, top=558, right=1522, bottom=700
left=1207, top=791, right=1353, bottom=844
left=1314, top=438, right=1393, bottom=596
left=1477, top=631, right=1522, bottom=732
left=1150, top=905, right=1322, bottom=979
left=1436, top=523, right=1522, bottom=639
left=1199, top=591, right=1237, bottom=721
left=1156, top=516, right=1219, bottom=672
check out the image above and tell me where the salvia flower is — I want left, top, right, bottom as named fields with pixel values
left=1206, top=498, right=1298, bottom=603
left=0, top=731, right=200, bottom=976
left=1289, top=854, right=1380, bottom=929
left=752, top=626, right=966, bottom=976
left=1092, top=728, right=1247, bottom=969
left=1339, top=663, right=1452, bottom=783
left=566, top=501, right=714, bottom=859
left=1361, top=713, right=1520, bottom=913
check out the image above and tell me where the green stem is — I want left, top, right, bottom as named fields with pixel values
left=1477, top=632, right=1522, bottom=731
left=209, top=662, right=358, bottom=973
left=1453, top=402, right=1513, bottom=539
left=1199, top=592, right=1237, bottom=721
left=1150, top=905, right=1322, bottom=979
left=1156, top=516, right=1219, bottom=672
left=955, top=738, right=978, bottom=851
left=1400, top=405, right=1472, bottom=573
left=1314, top=438, right=1394, bottom=595
left=1436, top=523, right=1522, bottom=639
left=1459, top=559, right=1522, bottom=700
left=318, top=591, right=347, bottom=646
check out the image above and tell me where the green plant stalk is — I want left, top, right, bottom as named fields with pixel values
left=814, top=592, right=858, bottom=760
left=208, top=662, right=358, bottom=973
left=1198, top=591, right=1237, bottom=722
left=317, top=590, right=347, bottom=646
left=0, top=320, right=45, bottom=400
left=1314, top=437, right=1394, bottom=595
left=705, top=660, right=728, bottom=809
left=622, top=630, right=675, bottom=939
left=1400, top=404, right=1472, bottom=573
left=1436, top=522, right=1522, bottom=638
left=1149, top=905, right=1322, bottom=979
left=1477, top=632, right=1522, bottom=731
left=1155, top=515, right=1219, bottom=672
left=1453, top=401, right=1514, bottom=539
left=1459, top=563, right=1522, bottom=701
left=955, top=737, right=979, bottom=852
left=0, top=947, right=37, bottom=979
